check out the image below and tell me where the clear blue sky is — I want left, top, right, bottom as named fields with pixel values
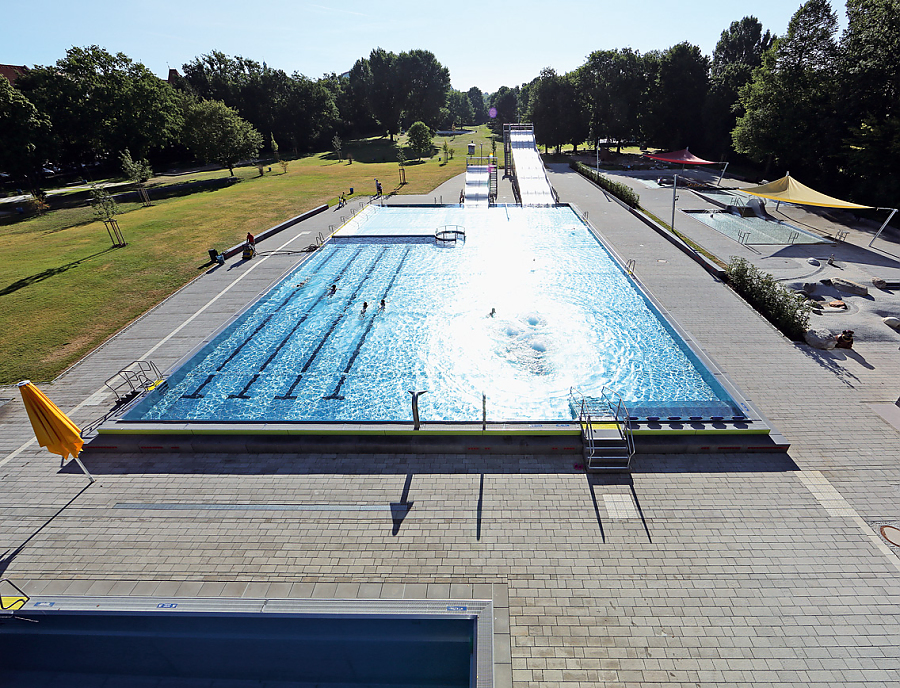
left=5, top=0, right=848, bottom=93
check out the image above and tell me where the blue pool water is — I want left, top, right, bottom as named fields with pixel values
left=125, top=206, right=740, bottom=422
left=1, top=611, right=475, bottom=687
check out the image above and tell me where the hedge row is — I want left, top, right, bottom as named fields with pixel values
left=726, top=257, right=811, bottom=341
left=569, top=161, right=640, bottom=208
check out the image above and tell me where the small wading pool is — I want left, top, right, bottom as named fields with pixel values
left=685, top=209, right=827, bottom=245
left=122, top=205, right=744, bottom=423
left=2, top=597, right=489, bottom=688
left=689, top=190, right=828, bottom=245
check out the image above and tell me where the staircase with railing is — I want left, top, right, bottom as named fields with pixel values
left=570, top=386, right=635, bottom=472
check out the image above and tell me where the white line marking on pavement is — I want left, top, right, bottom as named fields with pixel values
left=1, top=229, right=312, bottom=467
left=798, top=470, right=900, bottom=573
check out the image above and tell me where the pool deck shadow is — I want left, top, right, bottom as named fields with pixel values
left=71, top=449, right=799, bottom=477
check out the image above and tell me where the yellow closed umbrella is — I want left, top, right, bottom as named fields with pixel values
left=17, top=380, right=93, bottom=482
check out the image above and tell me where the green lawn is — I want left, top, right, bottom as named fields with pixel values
left=0, top=126, right=498, bottom=384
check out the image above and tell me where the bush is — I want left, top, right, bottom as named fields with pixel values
left=569, top=161, right=640, bottom=208
left=726, top=257, right=811, bottom=340
left=407, top=121, right=433, bottom=160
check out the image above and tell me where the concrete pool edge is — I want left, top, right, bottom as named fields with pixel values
left=9, top=594, right=500, bottom=688
left=88, top=419, right=789, bottom=455
left=90, top=202, right=791, bottom=456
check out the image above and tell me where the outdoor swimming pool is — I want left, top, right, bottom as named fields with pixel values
left=2, top=601, right=482, bottom=688
left=124, top=205, right=742, bottom=423
left=689, top=190, right=828, bottom=245
left=685, top=209, right=827, bottom=245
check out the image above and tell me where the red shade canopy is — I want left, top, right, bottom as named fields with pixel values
left=644, top=148, right=716, bottom=165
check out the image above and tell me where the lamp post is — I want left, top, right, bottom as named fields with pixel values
left=671, top=174, right=678, bottom=232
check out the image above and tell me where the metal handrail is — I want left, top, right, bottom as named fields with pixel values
left=599, top=386, right=635, bottom=459
left=435, top=225, right=466, bottom=243
left=570, top=385, right=635, bottom=467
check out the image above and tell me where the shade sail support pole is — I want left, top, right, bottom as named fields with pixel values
left=671, top=174, right=678, bottom=232
left=717, top=162, right=729, bottom=187
left=869, top=208, right=898, bottom=247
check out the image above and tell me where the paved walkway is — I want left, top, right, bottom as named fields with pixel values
left=1, top=170, right=899, bottom=687
left=607, top=167, right=900, bottom=348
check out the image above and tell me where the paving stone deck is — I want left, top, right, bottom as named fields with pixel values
left=1, top=170, right=899, bottom=687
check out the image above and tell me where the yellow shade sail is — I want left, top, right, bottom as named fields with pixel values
left=742, top=175, right=871, bottom=209
left=17, top=380, right=84, bottom=460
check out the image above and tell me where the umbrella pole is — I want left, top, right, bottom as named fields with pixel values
left=71, top=455, right=95, bottom=483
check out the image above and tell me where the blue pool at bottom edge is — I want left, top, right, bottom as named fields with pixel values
left=0, top=611, right=476, bottom=688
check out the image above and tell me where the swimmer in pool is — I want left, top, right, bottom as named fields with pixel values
left=361, top=301, right=368, bottom=314
left=329, top=284, right=337, bottom=295
left=489, top=307, right=496, bottom=317
left=379, top=299, right=386, bottom=310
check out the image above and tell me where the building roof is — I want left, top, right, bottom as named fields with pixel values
left=0, top=64, right=28, bottom=85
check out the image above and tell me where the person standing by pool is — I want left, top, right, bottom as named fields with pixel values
left=375, top=179, right=382, bottom=197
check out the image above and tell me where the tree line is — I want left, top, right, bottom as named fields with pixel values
left=512, top=0, right=899, bottom=206
left=2, top=0, right=898, bottom=205
left=0, top=45, right=472, bottom=190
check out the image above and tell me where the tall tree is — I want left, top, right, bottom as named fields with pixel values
left=446, top=89, right=475, bottom=128
left=579, top=48, right=647, bottom=151
left=489, top=87, right=518, bottom=134
left=642, top=43, right=709, bottom=151
left=16, top=46, right=181, bottom=166
left=178, top=51, right=338, bottom=155
left=528, top=69, right=585, bottom=154
left=563, top=71, right=591, bottom=153
left=704, top=17, right=774, bottom=157
left=0, top=76, right=49, bottom=188
left=182, top=98, right=263, bottom=175
left=282, top=75, right=339, bottom=154
left=838, top=0, right=900, bottom=201
left=327, top=62, right=377, bottom=137
left=367, top=48, right=403, bottom=140
left=733, top=0, right=840, bottom=178
left=466, top=86, right=488, bottom=124
left=396, top=49, right=451, bottom=130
